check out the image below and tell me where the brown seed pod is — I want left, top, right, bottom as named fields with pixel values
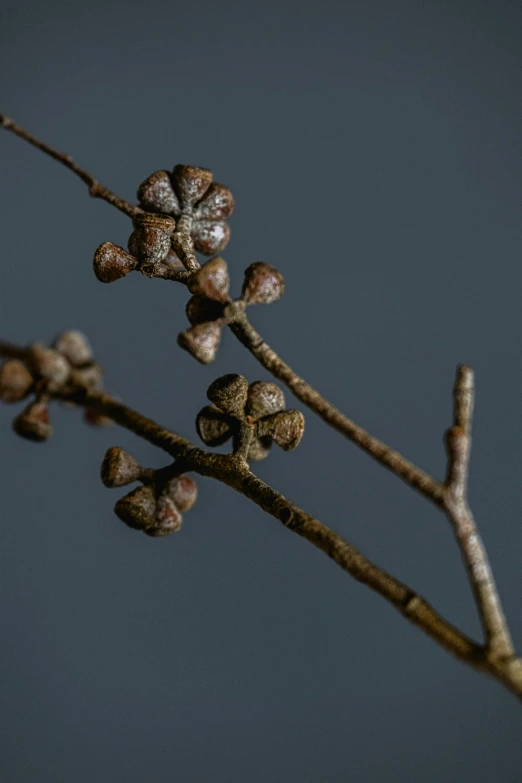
left=53, top=331, right=93, bottom=367
left=150, top=495, right=183, bottom=536
left=114, top=485, right=156, bottom=531
left=76, top=364, right=103, bottom=392
left=171, top=164, right=213, bottom=207
left=241, top=262, right=285, bottom=305
left=101, top=447, right=141, bottom=488
left=163, top=475, right=198, bottom=513
left=28, top=345, right=70, bottom=387
left=137, top=170, right=181, bottom=215
left=185, top=295, right=224, bottom=326
left=93, top=242, right=138, bottom=283
left=196, top=405, right=233, bottom=446
left=12, top=399, right=52, bottom=442
left=264, top=410, right=305, bottom=451
left=0, top=360, right=34, bottom=403
left=207, top=374, right=248, bottom=417
left=246, top=436, right=272, bottom=462
left=192, top=220, right=230, bottom=255
left=246, top=381, right=285, bottom=419
left=188, top=257, right=230, bottom=303
left=177, top=322, right=222, bottom=364
left=127, top=213, right=176, bottom=265
left=83, top=409, right=113, bottom=427
left=194, top=182, right=235, bottom=221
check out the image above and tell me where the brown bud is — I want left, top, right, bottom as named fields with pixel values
left=137, top=170, right=181, bottom=215
left=178, top=322, right=221, bottom=364
left=53, top=331, right=93, bottom=367
left=188, top=257, right=230, bottom=302
left=185, top=295, right=224, bottom=326
left=196, top=405, right=233, bottom=446
left=246, top=381, right=285, bottom=418
left=12, top=399, right=52, bottom=442
left=93, top=242, right=138, bottom=283
left=29, top=345, right=70, bottom=387
left=246, top=437, right=271, bottom=462
left=114, top=485, right=156, bottom=531
left=264, top=410, right=305, bottom=451
left=192, top=220, right=230, bottom=255
left=171, top=164, right=213, bottom=207
left=84, top=409, right=113, bottom=427
left=150, top=495, right=183, bottom=536
left=101, top=446, right=141, bottom=487
left=163, top=475, right=198, bottom=512
left=241, top=263, right=285, bottom=305
left=0, top=360, right=33, bottom=403
left=194, top=182, right=235, bottom=221
left=207, top=374, right=248, bottom=417
left=128, top=213, right=176, bottom=266
left=76, top=364, right=103, bottom=391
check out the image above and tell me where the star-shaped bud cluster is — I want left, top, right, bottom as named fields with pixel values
left=178, top=258, right=285, bottom=364
left=101, top=446, right=197, bottom=537
left=0, top=331, right=107, bottom=441
left=196, top=374, right=305, bottom=461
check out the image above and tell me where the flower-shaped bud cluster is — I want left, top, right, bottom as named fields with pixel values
left=0, top=331, right=106, bottom=441
left=196, top=374, right=305, bottom=461
left=137, top=165, right=234, bottom=255
left=178, top=258, right=285, bottom=365
left=101, top=446, right=197, bottom=537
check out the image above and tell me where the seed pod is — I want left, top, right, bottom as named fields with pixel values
left=127, top=213, right=176, bottom=266
left=93, top=242, right=138, bottom=283
left=207, top=374, right=248, bottom=417
left=171, top=164, right=213, bottom=207
left=192, top=220, right=230, bottom=255
left=29, top=345, right=70, bottom=387
left=150, top=495, right=183, bottom=536
left=264, top=410, right=305, bottom=451
left=114, top=485, right=156, bottom=531
left=0, top=360, right=33, bottom=403
left=185, top=295, right=224, bottom=326
left=164, top=475, right=198, bottom=512
left=53, top=331, right=93, bottom=367
left=137, top=170, right=181, bottom=215
left=12, top=399, right=52, bottom=442
left=196, top=405, right=233, bottom=446
left=188, top=257, right=230, bottom=302
left=194, top=182, right=235, bottom=221
left=84, top=409, right=113, bottom=427
left=178, top=322, right=221, bottom=364
left=101, top=446, right=142, bottom=487
left=241, top=263, right=285, bottom=305
left=246, top=436, right=271, bottom=462
left=246, top=381, right=285, bottom=418
left=77, top=364, right=103, bottom=391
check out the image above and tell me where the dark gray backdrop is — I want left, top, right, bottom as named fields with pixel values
left=1, top=1, right=521, bottom=781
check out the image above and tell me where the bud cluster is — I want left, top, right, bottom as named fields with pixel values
left=196, top=374, right=305, bottom=461
left=0, top=331, right=107, bottom=441
left=101, top=446, right=197, bottom=537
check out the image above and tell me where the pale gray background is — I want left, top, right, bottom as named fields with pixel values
left=1, top=1, right=521, bottom=781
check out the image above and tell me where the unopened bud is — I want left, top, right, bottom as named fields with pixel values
left=246, top=381, right=285, bottom=418
left=188, top=257, right=230, bottom=303
left=171, top=164, right=213, bottom=207
left=12, top=399, right=52, bottom=442
left=29, top=345, right=70, bottom=387
left=127, top=213, right=176, bottom=266
left=266, top=410, right=305, bottom=451
left=196, top=405, right=233, bottom=446
left=241, top=262, right=284, bottom=305
left=178, top=322, right=221, bottom=364
left=164, top=475, right=198, bottom=512
left=194, top=182, right=235, bottom=221
left=191, top=220, right=230, bottom=255
left=53, top=331, right=93, bottom=367
left=137, top=170, right=181, bottom=215
left=93, top=242, right=138, bottom=283
left=185, top=295, right=224, bottom=325
left=114, top=485, right=156, bottom=531
left=246, top=437, right=271, bottom=462
left=207, top=373, right=248, bottom=417
left=151, top=495, right=183, bottom=536
left=0, top=360, right=33, bottom=403
left=101, top=446, right=142, bottom=487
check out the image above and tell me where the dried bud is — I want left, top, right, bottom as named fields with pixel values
left=178, top=322, right=221, bottom=364
left=242, top=263, right=285, bottom=305
left=76, top=364, right=103, bottom=391
left=53, top=331, right=93, bottom=367
left=0, top=360, right=33, bottom=403
left=12, top=399, right=52, bottom=442
left=128, top=213, right=176, bottom=266
left=194, top=182, right=235, bottom=221
left=29, top=345, right=70, bottom=387
left=150, top=495, right=182, bottom=536
left=246, top=437, right=271, bottom=462
left=171, top=164, right=213, bottom=207
left=164, top=475, right=198, bottom=512
left=246, top=381, right=285, bottom=418
left=207, top=374, right=248, bottom=417
left=93, top=242, right=138, bottom=283
left=114, top=485, right=156, bottom=531
left=84, top=409, right=113, bottom=427
left=196, top=405, right=233, bottom=446
left=191, top=220, right=230, bottom=255
left=188, top=257, right=230, bottom=302
left=101, top=446, right=142, bottom=487
left=265, top=410, right=305, bottom=451
left=137, top=170, right=180, bottom=215
left=185, top=295, right=224, bottom=326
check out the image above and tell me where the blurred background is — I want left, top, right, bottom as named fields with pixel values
left=1, top=1, right=521, bottom=780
